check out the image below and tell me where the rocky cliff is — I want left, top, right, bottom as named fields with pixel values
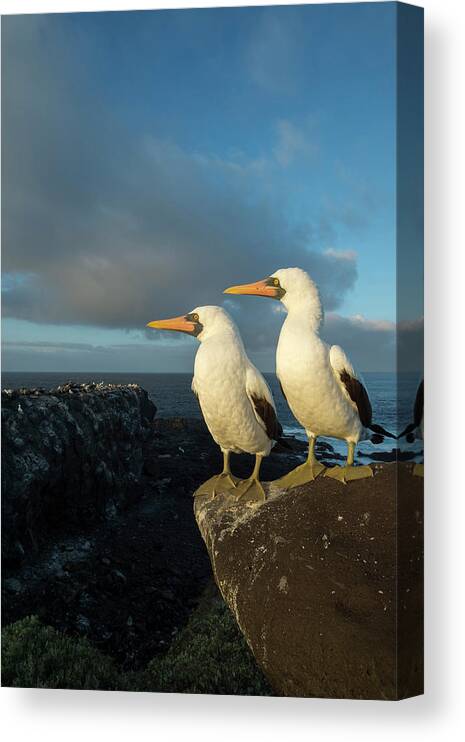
left=194, top=464, right=423, bottom=700
left=2, top=383, right=423, bottom=698
left=2, top=383, right=156, bottom=565
left=1, top=399, right=303, bottom=675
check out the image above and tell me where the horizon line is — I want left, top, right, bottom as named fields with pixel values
left=2, top=369, right=418, bottom=375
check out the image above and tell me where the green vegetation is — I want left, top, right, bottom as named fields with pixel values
left=1, top=616, right=121, bottom=690
left=1, top=593, right=272, bottom=696
left=139, top=593, right=272, bottom=695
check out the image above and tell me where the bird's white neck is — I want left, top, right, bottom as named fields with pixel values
left=282, top=286, right=324, bottom=334
left=200, top=323, right=245, bottom=350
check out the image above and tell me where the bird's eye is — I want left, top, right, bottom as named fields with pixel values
left=193, top=313, right=199, bottom=322
left=273, top=278, right=280, bottom=286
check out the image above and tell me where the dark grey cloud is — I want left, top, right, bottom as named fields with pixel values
left=322, top=314, right=396, bottom=372
left=2, top=15, right=358, bottom=340
left=322, top=314, right=423, bottom=373
left=3, top=316, right=423, bottom=375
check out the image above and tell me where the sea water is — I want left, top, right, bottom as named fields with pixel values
left=2, top=371, right=423, bottom=465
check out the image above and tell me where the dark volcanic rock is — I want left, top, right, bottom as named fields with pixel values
left=2, top=383, right=156, bottom=563
left=194, top=463, right=423, bottom=700
left=149, top=417, right=307, bottom=497
left=1, top=488, right=212, bottom=671
left=2, top=403, right=305, bottom=671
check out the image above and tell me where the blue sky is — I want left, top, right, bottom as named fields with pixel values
left=2, top=3, right=422, bottom=373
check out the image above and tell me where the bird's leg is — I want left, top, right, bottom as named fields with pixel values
left=234, top=455, right=266, bottom=503
left=324, top=441, right=373, bottom=484
left=216, top=451, right=240, bottom=488
left=307, top=436, right=326, bottom=470
left=194, top=451, right=239, bottom=498
left=272, top=435, right=325, bottom=490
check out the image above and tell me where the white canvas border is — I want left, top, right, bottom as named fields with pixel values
left=1, top=0, right=464, bottom=739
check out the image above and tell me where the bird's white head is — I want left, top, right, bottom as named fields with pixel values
left=146, top=305, right=239, bottom=343
left=224, top=266, right=323, bottom=329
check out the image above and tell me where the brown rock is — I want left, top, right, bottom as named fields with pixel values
left=194, top=463, right=423, bottom=700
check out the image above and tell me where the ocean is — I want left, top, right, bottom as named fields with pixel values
left=2, top=371, right=423, bottom=465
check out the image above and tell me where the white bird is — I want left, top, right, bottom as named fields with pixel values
left=225, top=267, right=395, bottom=486
left=399, top=379, right=424, bottom=477
left=147, top=306, right=282, bottom=500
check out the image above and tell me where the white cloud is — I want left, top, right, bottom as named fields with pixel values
left=273, top=119, right=317, bottom=167
left=324, top=248, right=358, bottom=262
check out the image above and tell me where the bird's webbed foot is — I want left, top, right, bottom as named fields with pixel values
left=234, top=478, right=266, bottom=503
left=193, top=471, right=239, bottom=498
left=273, top=460, right=325, bottom=490
left=216, top=471, right=240, bottom=490
left=324, top=464, right=373, bottom=485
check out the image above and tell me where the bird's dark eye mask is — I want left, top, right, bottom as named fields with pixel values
left=185, top=313, right=204, bottom=336
left=265, top=277, right=286, bottom=299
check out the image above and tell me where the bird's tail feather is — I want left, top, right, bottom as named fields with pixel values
left=368, top=423, right=396, bottom=445
left=397, top=422, right=417, bottom=442
left=277, top=436, right=293, bottom=450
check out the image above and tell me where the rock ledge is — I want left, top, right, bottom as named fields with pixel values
left=194, top=464, right=423, bottom=700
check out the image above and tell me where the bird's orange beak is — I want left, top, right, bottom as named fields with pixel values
left=146, top=315, right=196, bottom=334
left=223, top=278, right=278, bottom=298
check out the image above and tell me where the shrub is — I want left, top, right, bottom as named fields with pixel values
left=140, top=594, right=272, bottom=696
left=2, top=593, right=272, bottom=695
left=1, top=616, right=122, bottom=690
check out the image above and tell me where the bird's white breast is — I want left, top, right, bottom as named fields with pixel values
left=193, top=336, right=272, bottom=456
left=276, top=317, right=363, bottom=442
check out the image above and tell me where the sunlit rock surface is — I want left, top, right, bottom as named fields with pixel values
left=2, top=383, right=156, bottom=564
left=194, top=464, right=423, bottom=700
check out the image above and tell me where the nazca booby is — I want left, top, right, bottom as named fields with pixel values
left=224, top=267, right=395, bottom=486
left=398, top=379, right=424, bottom=477
left=147, top=306, right=282, bottom=500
